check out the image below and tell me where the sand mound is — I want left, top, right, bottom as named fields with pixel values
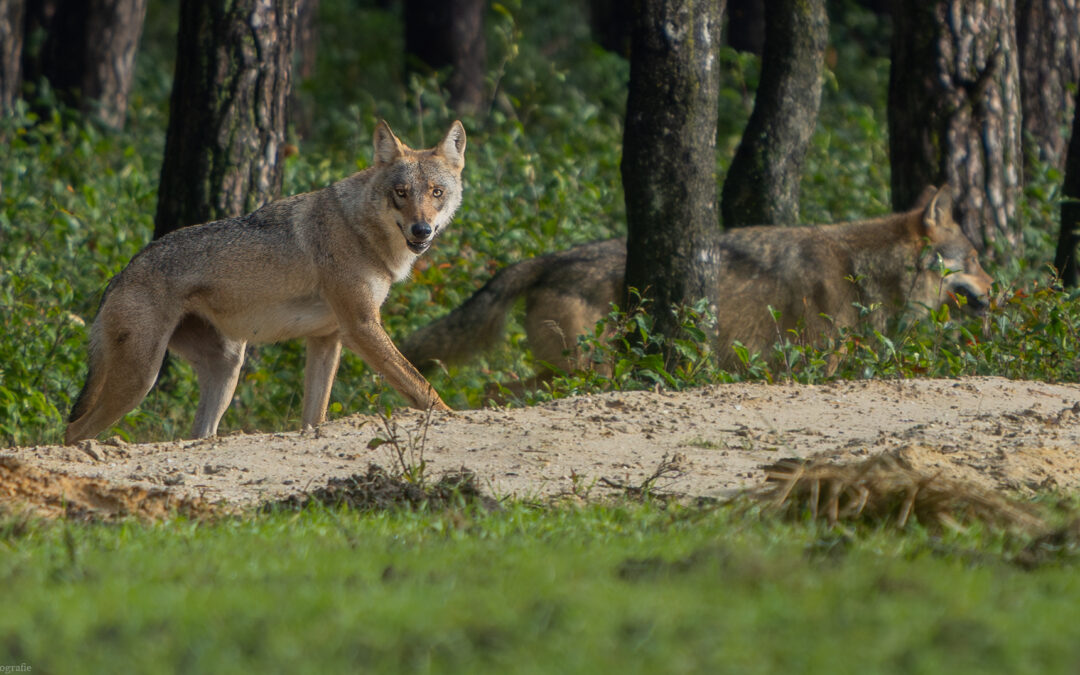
left=0, top=456, right=215, bottom=521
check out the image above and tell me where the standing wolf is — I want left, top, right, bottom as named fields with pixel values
left=66, top=120, right=465, bottom=444
left=401, top=186, right=993, bottom=387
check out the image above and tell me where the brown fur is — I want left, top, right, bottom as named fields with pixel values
left=67, top=120, right=466, bottom=444
left=402, top=187, right=993, bottom=389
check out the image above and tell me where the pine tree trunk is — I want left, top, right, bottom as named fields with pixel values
left=725, top=0, right=764, bottom=55
left=889, top=0, right=1022, bottom=251
left=404, top=0, right=486, bottom=116
left=291, top=0, right=320, bottom=138
left=1054, top=100, right=1080, bottom=286
left=623, top=0, right=724, bottom=353
left=0, top=0, right=22, bottom=112
left=295, top=0, right=320, bottom=82
left=720, top=0, right=827, bottom=227
left=28, top=0, right=147, bottom=129
left=154, top=0, right=298, bottom=239
left=0, top=0, right=23, bottom=112
left=588, top=0, right=632, bottom=56
left=1016, top=0, right=1080, bottom=177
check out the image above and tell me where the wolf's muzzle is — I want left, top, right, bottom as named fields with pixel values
left=405, top=222, right=435, bottom=254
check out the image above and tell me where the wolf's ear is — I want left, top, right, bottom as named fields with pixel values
left=921, top=185, right=956, bottom=237
left=436, top=120, right=466, bottom=171
left=912, top=184, right=939, bottom=210
left=373, top=120, right=405, bottom=165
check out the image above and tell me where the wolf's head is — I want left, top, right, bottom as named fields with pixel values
left=372, top=120, right=467, bottom=255
left=911, top=186, right=994, bottom=315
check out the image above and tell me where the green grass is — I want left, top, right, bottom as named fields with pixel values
left=1, top=502, right=1079, bottom=673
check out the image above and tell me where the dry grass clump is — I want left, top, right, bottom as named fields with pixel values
left=758, top=451, right=1045, bottom=533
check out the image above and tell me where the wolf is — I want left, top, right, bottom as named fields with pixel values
left=401, top=186, right=993, bottom=389
left=65, top=120, right=465, bottom=445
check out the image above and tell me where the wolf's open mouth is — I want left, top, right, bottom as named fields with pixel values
left=406, top=239, right=430, bottom=254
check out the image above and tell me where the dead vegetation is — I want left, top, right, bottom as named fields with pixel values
left=758, top=450, right=1047, bottom=533
left=269, top=464, right=500, bottom=512
left=598, top=452, right=692, bottom=502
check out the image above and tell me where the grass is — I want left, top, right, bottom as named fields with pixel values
left=1, top=501, right=1080, bottom=673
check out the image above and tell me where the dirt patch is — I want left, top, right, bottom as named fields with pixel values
left=3, top=377, right=1080, bottom=515
left=0, top=456, right=215, bottom=520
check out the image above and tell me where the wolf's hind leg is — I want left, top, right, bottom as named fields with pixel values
left=302, top=334, right=342, bottom=428
left=169, top=315, right=246, bottom=439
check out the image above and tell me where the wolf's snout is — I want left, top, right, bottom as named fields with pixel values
left=410, top=222, right=433, bottom=240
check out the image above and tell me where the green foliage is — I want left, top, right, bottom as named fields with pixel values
left=0, top=98, right=163, bottom=444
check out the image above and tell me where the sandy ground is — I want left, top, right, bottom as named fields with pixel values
left=4, top=376, right=1080, bottom=517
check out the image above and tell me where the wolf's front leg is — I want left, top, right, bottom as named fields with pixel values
left=342, top=318, right=451, bottom=411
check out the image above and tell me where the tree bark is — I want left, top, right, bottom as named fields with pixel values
left=290, top=0, right=319, bottom=138
left=154, top=0, right=298, bottom=239
left=0, top=0, right=23, bottom=112
left=725, top=0, right=764, bottom=55
left=404, top=0, right=487, bottom=116
left=721, top=0, right=828, bottom=227
left=1054, top=98, right=1080, bottom=286
left=1016, top=0, right=1080, bottom=177
left=295, top=0, right=320, bottom=82
left=623, top=0, right=724, bottom=354
left=888, top=0, right=1022, bottom=251
left=588, top=0, right=632, bottom=56
left=26, top=0, right=147, bottom=129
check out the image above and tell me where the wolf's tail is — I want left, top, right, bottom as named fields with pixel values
left=67, top=356, right=102, bottom=424
left=67, top=282, right=114, bottom=427
left=400, top=255, right=552, bottom=373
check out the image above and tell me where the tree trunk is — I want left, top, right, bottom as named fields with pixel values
left=1016, top=0, right=1080, bottom=178
left=0, top=0, right=23, bottom=112
left=154, top=0, right=297, bottom=239
left=295, top=0, right=320, bottom=82
left=623, top=0, right=724, bottom=354
left=588, top=0, right=632, bottom=57
left=721, top=0, right=828, bottom=227
left=1054, top=99, right=1080, bottom=286
left=404, top=0, right=486, bottom=116
left=888, top=0, right=1022, bottom=251
left=290, top=0, right=319, bottom=138
left=725, top=0, right=764, bottom=55
left=26, top=0, right=147, bottom=129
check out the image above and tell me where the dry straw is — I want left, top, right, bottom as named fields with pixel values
left=758, top=451, right=1046, bottom=533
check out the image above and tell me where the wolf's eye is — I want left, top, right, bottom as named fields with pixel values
left=432, top=188, right=443, bottom=198
left=394, top=187, right=407, bottom=198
